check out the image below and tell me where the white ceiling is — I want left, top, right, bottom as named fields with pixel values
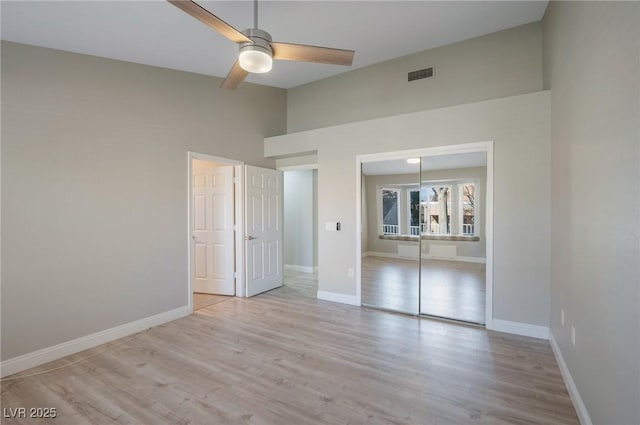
left=1, top=1, right=548, bottom=89
left=362, top=151, right=487, bottom=176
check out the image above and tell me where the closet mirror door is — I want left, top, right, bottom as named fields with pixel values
left=361, top=158, right=420, bottom=315
left=419, top=153, right=487, bottom=324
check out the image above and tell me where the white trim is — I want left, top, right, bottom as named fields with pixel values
left=488, top=319, right=549, bottom=340
left=0, top=306, right=190, bottom=378
left=234, top=164, right=246, bottom=297
left=277, top=163, right=318, bottom=171
left=187, top=152, right=245, bottom=304
left=355, top=142, right=493, bottom=163
left=355, top=163, right=364, bottom=306
left=549, top=332, right=593, bottom=425
left=364, top=251, right=485, bottom=263
left=356, top=141, right=494, bottom=326
left=284, top=264, right=317, bottom=273
left=317, top=290, right=360, bottom=306
left=485, top=143, right=494, bottom=329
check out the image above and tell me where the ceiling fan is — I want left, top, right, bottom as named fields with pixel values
left=168, top=0, right=356, bottom=89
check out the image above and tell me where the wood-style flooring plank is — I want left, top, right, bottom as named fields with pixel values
left=1, top=271, right=578, bottom=425
left=193, top=293, right=232, bottom=311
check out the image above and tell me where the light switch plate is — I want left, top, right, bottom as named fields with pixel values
left=325, top=222, right=340, bottom=231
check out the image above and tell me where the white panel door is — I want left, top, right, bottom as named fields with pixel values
left=193, top=165, right=235, bottom=295
left=245, top=166, right=283, bottom=297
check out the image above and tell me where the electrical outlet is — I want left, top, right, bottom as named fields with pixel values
left=348, top=268, right=354, bottom=278
left=571, top=326, right=576, bottom=346
left=561, top=309, right=565, bottom=327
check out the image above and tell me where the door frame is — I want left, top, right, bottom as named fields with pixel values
left=355, top=141, right=494, bottom=327
left=187, top=151, right=245, bottom=313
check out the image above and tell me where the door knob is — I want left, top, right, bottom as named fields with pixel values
left=245, top=236, right=257, bottom=241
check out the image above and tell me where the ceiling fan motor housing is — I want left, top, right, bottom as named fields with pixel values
left=238, top=28, right=273, bottom=73
left=240, top=28, right=272, bottom=56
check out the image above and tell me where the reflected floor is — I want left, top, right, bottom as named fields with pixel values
left=362, top=256, right=486, bottom=324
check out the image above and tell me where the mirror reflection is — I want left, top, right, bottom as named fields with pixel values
left=360, top=152, right=487, bottom=324
left=361, top=158, right=420, bottom=315
left=419, top=152, right=487, bottom=324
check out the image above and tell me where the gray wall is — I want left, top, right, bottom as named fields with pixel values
left=277, top=22, right=549, bottom=329
left=543, top=2, right=640, bottom=424
left=284, top=169, right=317, bottom=268
left=364, top=167, right=486, bottom=259
left=287, top=22, right=542, bottom=133
left=266, top=91, right=551, bottom=328
left=1, top=41, right=287, bottom=360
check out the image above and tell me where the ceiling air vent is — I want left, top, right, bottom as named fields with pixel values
left=408, top=67, right=434, bottom=82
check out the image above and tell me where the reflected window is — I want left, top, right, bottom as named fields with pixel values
left=421, top=186, right=451, bottom=234
left=460, top=183, right=476, bottom=235
left=381, top=188, right=400, bottom=235
left=408, top=190, right=420, bottom=235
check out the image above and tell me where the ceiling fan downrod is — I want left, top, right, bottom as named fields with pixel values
left=237, top=0, right=272, bottom=74
left=253, top=0, right=258, bottom=29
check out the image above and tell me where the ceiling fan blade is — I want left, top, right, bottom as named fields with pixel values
left=167, top=0, right=251, bottom=44
left=220, top=61, right=249, bottom=89
left=271, top=42, right=354, bottom=66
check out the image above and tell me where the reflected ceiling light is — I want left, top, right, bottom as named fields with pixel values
left=406, top=158, right=420, bottom=164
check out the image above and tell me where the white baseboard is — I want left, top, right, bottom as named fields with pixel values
left=0, top=305, right=191, bottom=378
left=364, top=251, right=486, bottom=264
left=549, top=332, right=592, bottom=425
left=488, top=319, right=549, bottom=340
left=365, top=251, right=411, bottom=260
left=317, top=290, right=360, bottom=306
left=284, top=264, right=317, bottom=273
left=364, top=251, right=403, bottom=259
left=423, top=254, right=486, bottom=264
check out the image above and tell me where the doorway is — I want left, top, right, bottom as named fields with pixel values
left=188, top=152, right=245, bottom=312
left=356, top=142, right=493, bottom=326
left=282, top=168, right=319, bottom=298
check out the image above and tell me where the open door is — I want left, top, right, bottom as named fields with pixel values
left=245, top=165, right=283, bottom=296
left=192, top=164, right=235, bottom=295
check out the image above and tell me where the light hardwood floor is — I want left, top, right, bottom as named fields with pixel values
left=1, top=274, right=578, bottom=425
left=193, top=293, right=232, bottom=311
left=362, top=256, right=486, bottom=323
left=283, top=268, right=319, bottom=298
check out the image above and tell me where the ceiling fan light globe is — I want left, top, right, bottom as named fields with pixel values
left=239, top=48, right=272, bottom=74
